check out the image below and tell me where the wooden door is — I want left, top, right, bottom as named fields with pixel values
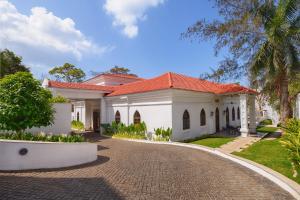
left=93, top=111, right=100, bottom=132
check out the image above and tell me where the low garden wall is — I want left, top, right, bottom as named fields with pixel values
left=0, top=140, right=97, bottom=170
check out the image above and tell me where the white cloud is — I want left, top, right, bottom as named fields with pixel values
left=104, top=0, right=165, bottom=38
left=0, top=0, right=112, bottom=72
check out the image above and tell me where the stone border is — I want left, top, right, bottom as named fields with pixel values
left=115, top=138, right=300, bottom=200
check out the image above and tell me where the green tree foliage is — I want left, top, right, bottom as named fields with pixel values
left=49, top=63, right=86, bottom=82
left=109, top=66, right=130, bottom=74
left=183, top=0, right=300, bottom=122
left=0, top=72, right=54, bottom=132
left=0, top=49, right=30, bottom=78
left=50, top=95, right=70, bottom=103
left=200, top=58, right=243, bottom=83
left=90, top=65, right=137, bottom=77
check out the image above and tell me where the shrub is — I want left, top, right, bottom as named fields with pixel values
left=154, top=127, right=172, bottom=141
left=0, top=132, right=85, bottom=142
left=101, top=121, right=147, bottom=139
left=71, top=120, right=85, bottom=131
left=50, top=95, right=69, bottom=103
left=260, top=119, right=272, bottom=125
left=280, top=118, right=300, bottom=177
left=100, top=123, right=114, bottom=135
left=0, top=72, right=54, bottom=132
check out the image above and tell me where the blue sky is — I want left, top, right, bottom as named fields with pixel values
left=2, top=0, right=232, bottom=81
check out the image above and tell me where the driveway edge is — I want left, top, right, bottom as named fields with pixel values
left=116, top=138, right=300, bottom=200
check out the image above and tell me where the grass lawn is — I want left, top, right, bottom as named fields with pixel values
left=256, top=126, right=278, bottom=133
left=233, top=139, right=300, bottom=184
left=188, top=136, right=235, bottom=148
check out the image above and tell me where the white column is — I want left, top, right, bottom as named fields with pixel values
left=239, top=94, right=249, bottom=137
left=100, top=98, right=107, bottom=124
left=248, top=95, right=256, bottom=133
left=296, top=93, right=300, bottom=119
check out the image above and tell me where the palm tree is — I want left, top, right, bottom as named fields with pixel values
left=250, top=0, right=300, bottom=122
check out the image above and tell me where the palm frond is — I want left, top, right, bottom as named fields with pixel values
left=250, top=41, right=273, bottom=76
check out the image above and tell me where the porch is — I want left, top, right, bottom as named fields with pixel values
left=43, top=81, right=109, bottom=133
left=217, top=93, right=257, bottom=138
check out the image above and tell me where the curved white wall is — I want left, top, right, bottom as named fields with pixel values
left=0, top=140, right=97, bottom=170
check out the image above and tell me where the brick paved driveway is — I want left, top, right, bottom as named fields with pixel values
left=0, top=136, right=294, bottom=200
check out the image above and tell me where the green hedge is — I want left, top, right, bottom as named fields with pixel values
left=0, top=132, right=85, bottom=142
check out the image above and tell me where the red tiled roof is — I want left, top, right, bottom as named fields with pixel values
left=47, top=72, right=257, bottom=96
left=106, top=72, right=257, bottom=96
left=48, top=81, right=115, bottom=92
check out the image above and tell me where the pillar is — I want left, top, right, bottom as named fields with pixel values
left=100, top=98, right=107, bottom=124
left=296, top=93, right=300, bottom=119
left=239, top=94, right=249, bottom=137
left=248, top=95, right=257, bottom=133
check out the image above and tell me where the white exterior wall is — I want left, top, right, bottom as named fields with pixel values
left=106, top=89, right=244, bottom=141
left=28, top=103, right=72, bottom=135
left=172, top=90, right=219, bottom=141
left=106, top=90, right=173, bottom=133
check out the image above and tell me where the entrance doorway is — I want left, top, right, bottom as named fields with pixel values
left=93, top=110, right=100, bottom=132
left=226, top=107, right=230, bottom=128
left=215, top=107, right=220, bottom=132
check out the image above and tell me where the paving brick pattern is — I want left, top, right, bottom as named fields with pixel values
left=0, top=136, right=294, bottom=200
left=219, top=136, right=260, bottom=153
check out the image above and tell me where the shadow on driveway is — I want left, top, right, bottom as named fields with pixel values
left=0, top=176, right=123, bottom=200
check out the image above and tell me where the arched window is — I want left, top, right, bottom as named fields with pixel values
left=237, top=107, right=240, bottom=120
left=183, top=110, right=190, bottom=130
left=232, top=107, right=235, bottom=121
left=133, top=111, right=141, bottom=124
left=200, top=109, right=206, bottom=126
left=226, top=107, right=229, bottom=128
left=77, top=112, right=80, bottom=121
left=115, top=111, right=121, bottom=124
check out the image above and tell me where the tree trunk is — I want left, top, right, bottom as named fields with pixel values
left=279, top=71, right=292, bottom=123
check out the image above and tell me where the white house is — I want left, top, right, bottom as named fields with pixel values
left=43, top=72, right=258, bottom=141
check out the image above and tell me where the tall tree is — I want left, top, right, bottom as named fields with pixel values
left=0, top=49, right=30, bottom=78
left=49, top=63, right=86, bottom=82
left=90, top=65, right=137, bottom=77
left=183, top=0, right=300, bottom=122
left=0, top=72, right=54, bottom=132
left=109, top=66, right=130, bottom=74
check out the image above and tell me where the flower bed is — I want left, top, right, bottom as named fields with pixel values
left=0, top=132, right=85, bottom=142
